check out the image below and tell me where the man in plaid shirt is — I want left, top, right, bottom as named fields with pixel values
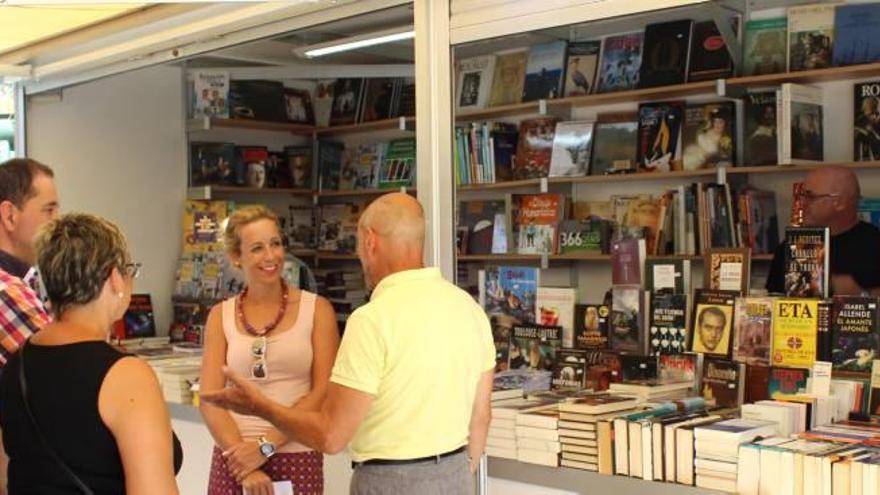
left=0, top=158, right=59, bottom=367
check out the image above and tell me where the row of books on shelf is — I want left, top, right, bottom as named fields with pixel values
left=489, top=385, right=880, bottom=495
left=190, top=137, right=416, bottom=191
left=458, top=184, right=779, bottom=258
left=456, top=2, right=880, bottom=112
left=191, top=73, right=415, bottom=127
left=456, top=78, right=880, bottom=185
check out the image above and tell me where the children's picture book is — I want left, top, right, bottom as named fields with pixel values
left=489, top=50, right=529, bottom=107
left=733, top=297, right=774, bottom=366
left=485, top=266, right=539, bottom=324
left=548, top=120, right=594, bottom=177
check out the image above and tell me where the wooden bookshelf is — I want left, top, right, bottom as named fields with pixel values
left=315, top=116, right=414, bottom=136
left=289, top=249, right=317, bottom=258
left=458, top=253, right=775, bottom=262
left=317, top=187, right=416, bottom=198
left=315, top=252, right=359, bottom=261
left=456, top=161, right=880, bottom=192
left=188, top=117, right=315, bottom=135
left=453, top=62, right=880, bottom=123
left=187, top=185, right=314, bottom=199
left=726, top=62, right=880, bottom=88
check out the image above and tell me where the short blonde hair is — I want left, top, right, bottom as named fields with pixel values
left=223, top=205, right=280, bottom=256
left=35, top=213, right=130, bottom=316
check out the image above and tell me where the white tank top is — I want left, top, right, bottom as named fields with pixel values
left=221, top=291, right=316, bottom=453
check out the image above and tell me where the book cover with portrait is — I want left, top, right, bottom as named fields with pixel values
left=688, top=289, right=737, bottom=358
left=771, top=298, right=819, bottom=369
left=574, top=303, right=610, bottom=350
left=854, top=81, right=880, bottom=162
left=732, top=296, right=774, bottom=366
left=681, top=102, right=735, bottom=170
left=831, top=295, right=880, bottom=374
left=744, top=91, right=778, bottom=166
left=743, top=17, right=787, bottom=76
left=778, top=83, right=824, bottom=165
left=787, top=3, right=835, bottom=72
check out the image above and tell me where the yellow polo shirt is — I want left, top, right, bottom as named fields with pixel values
left=330, top=267, right=495, bottom=462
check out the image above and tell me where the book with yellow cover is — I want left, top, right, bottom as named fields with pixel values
left=182, top=200, right=228, bottom=254
left=771, top=298, right=819, bottom=369
left=489, top=50, right=528, bottom=107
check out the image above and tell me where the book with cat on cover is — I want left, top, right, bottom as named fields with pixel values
left=514, top=117, right=559, bottom=179
left=831, top=296, right=880, bottom=374
left=637, top=101, right=684, bottom=173
left=733, top=297, right=774, bottom=366
left=638, top=20, right=694, bottom=89
left=772, top=298, right=820, bottom=369
left=509, top=324, right=563, bottom=372
left=649, top=292, right=688, bottom=356
left=689, top=289, right=737, bottom=358
left=783, top=227, right=829, bottom=298
left=574, top=304, right=610, bottom=350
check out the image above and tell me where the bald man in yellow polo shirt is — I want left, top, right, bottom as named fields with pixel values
left=203, top=193, right=496, bottom=494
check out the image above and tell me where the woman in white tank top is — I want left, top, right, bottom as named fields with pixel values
left=199, top=205, right=340, bottom=495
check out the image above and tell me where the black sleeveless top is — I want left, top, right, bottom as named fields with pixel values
left=0, top=341, right=183, bottom=494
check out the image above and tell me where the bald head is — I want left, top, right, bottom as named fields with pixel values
left=359, top=193, right=425, bottom=252
left=805, top=166, right=860, bottom=206
left=801, top=166, right=861, bottom=234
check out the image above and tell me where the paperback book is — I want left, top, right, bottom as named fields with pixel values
left=563, top=41, right=601, bottom=97
left=855, top=82, right=880, bottom=162
left=649, top=292, right=689, bottom=356
left=536, top=287, right=577, bottom=348
left=743, top=17, right=787, bottom=76
left=514, top=117, right=559, bottom=179
left=522, top=41, right=568, bottom=101
left=681, top=102, right=735, bottom=170
left=590, top=118, right=639, bottom=175
left=489, top=50, right=529, bottom=107
left=610, top=284, right=646, bottom=354
left=509, top=324, right=563, bottom=372
left=688, top=19, right=737, bottom=82
left=777, top=83, right=824, bottom=165
left=832, top=3, right=880, bottom=67
left=597, top=32, right=643, bottom=93
left=744, top=91, right=778, bottom=166
left=513, top=193, right=565, bottom=255
left=637, top=101, right=684, bottom=173
left=552, top=349, right=588, bottom=390
left=772, top=298, right=820, bottom=369
left=783, top=226, right=829, bottom=298
left=689, top=289, right=737, bottom=358
left=192, top=71, right=229, bottom=119
left=549, top=121, right=594, bottom=177
left=831, top=296, right=880, bottom=374
left=638, top=20, right=694, bottom=88
left=787, top=3, right=835, bottom=72
left=732, top=297, right=774, bottom=366
left=574, top=304, right=610, bottom=350
left=456, top=55, right=496, bottom=111
left=700, top=359, right=745, bottom=409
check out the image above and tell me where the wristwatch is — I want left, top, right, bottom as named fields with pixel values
left=257, top=436, right=276, bottom=459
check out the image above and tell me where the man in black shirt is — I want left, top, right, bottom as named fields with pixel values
left=766, top=166, right=880, bottom=295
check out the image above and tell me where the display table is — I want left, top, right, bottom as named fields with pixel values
left=487, top=458, right=726, bottom=495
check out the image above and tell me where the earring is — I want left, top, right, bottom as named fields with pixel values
left=117, top=292, right=124, bottom=299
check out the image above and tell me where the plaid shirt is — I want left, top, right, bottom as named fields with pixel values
left=0, top=250, right=50, bottom=367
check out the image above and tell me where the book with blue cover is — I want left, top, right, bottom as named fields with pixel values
left=832, top=3, right=880, bottom=67
left=597, top=32, right=643, bottom=93
left=522, top=41, right=568, bottom=102
left=485, top=266, right=539, bottom=324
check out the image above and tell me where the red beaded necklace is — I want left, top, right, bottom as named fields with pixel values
left=236, top=279, right=289, bottom=336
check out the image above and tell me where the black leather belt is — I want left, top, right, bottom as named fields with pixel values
left=351, top=445, right=466, bottom=469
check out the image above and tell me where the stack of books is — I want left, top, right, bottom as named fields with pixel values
left=557, top=395, right=638, bottom=472
left=515, top=404, right=561, bottom=466
left=692, top=418, right=779, bottom=492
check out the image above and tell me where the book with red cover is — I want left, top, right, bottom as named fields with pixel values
left=512, top=193, right=565, bottom=255
left=514, top=117, right=559, bottom=179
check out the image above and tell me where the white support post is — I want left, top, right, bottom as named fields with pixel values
left=414, top=0, right=455, bottom=281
